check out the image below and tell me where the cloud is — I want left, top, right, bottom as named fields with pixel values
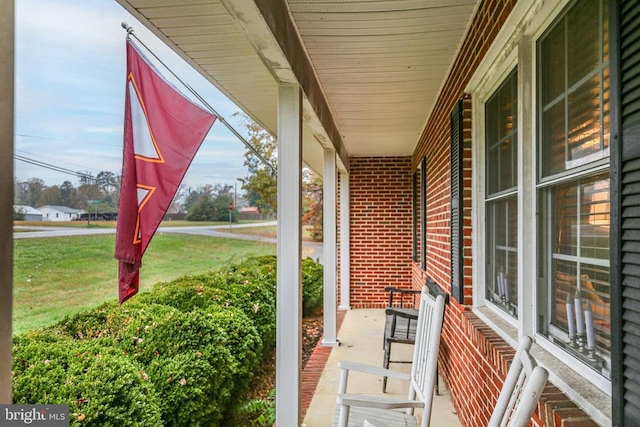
left=14, top=0, right=249, bottom=188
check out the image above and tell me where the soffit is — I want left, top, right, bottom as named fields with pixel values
left=115, top=0, right=478, bottom=168
left=288, top=0, right=477, bottom=156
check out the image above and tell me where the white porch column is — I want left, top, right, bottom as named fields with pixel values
left=276, top=84, right=303, bottom=426
left=339, top=171, right=351, bottom=310
left=0, top=0, right=14, bottom=404
left=322, top=149, right=338, bottom=346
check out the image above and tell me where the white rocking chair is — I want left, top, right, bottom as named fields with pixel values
left=488, top=336, right=549, bottom=427
left=334, top=287, right=446, bottom=427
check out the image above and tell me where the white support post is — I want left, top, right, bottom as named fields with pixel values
left=339, top=171, right=351, bottom=310
left=322, top=149, right=338, bottom=346
left=276, top=84, right=303, bottom=427
left=0, top=0, right=14, bottom=404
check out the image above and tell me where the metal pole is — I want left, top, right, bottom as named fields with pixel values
left=121, top=22, right=276, bottom=175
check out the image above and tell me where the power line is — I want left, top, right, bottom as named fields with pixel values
left=15, top=149, right=104, bottom=175
left=13, top=154, right=94, bottom=181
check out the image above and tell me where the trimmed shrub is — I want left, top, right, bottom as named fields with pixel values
left=143, top=257, right=278, bottom=355
left=13, top=255, right=325, bottom=427
left=205, top=305, right=262, bottom=403
left=53, top=300, right=128, bottom=340
left=12, top=334, right=162, bottom=427
left=50, top=303, right=236, bottom=426
left=136, top=274, right=227, bottom=312
left=302, top=257, right=323, bottom=316
left=103, top=303, right=236, bottom=426
left=145, top=352, right=220, bottom=427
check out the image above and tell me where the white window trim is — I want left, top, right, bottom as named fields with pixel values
left=470, top=53, right=518, bottom=328
left=466, top=0, right=612, bottom=423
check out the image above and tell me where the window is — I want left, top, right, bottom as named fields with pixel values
left=420, top=158, right=427, bottom=271
left=468, top=0, right=613, bottom=416
left=485, top=69, right=518, bottom=318
left=413, top=158, right=427, bottom=270
left=537, top=0, right=610, bottom=378
left=412, top=169, right=420, bottom=263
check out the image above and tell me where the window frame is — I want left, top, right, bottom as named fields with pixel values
left=466, top=0, right=612, bottom=422
left=533, top=0, right=612, bottom=391
left=412, top=159, right=427, bottom=269
left=470, top=52, right=519, bottom=327
left=412, top=168, right=419, bottom=263
left=484, top=68, right=519, bottom=318
left=421, top=157, right=427, bottom=271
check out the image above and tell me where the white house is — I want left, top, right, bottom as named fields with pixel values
left=38, top=205, right=82, bottom=222
left=13, top=205, right=42, bottom=221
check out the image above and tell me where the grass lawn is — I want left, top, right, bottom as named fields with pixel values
left=228, top=225, right=277, bottom=239
left=13, top=233, right=276, bottom=334
left=15, top=220, right=117, bottom=228
left=14, top=219, right=276, bottom=230
left=229, top=225, right=319, bottom=242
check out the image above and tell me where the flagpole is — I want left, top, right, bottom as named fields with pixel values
left=121, top=22, right=277, bottom=175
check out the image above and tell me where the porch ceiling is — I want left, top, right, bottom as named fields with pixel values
left=115, top=0, right=478, bottom=173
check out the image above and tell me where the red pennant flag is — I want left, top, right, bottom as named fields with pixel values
left=115, top=40, right=217, bottom=303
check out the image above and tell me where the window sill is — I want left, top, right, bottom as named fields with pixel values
left=472, top=306, right=611, bottom=426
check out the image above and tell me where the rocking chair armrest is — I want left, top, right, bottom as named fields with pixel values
left=384, top=307, right=419, bottom=320
left=385, top=286, right=421, bottom=308
left=384, top=286, right=421, bottom=295
left=338, top=360, right=411, bottom=381
left=337, top=394, right=424, bottom=410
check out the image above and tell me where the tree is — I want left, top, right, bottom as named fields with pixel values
left=302, top=168, right=323, bottom=241
left=14, top=178, right=28, bottom=205
left=95, top=171, right=120, bottom=209
left=71, top=182, right=103, bottom=211
left=168, top=183, right=187, bottom=214
left=184, top=184, right=237, bottom=222
left=24, top=178, right=45, bottom=208
left=235, top=113, right=277, bottom=216
left=60, top=181, right=75, bottom=207
left=212, top=193, right=237, bottom=222
left=39, top=185, right=62, bottom=207
left=186, top=197, right=216, bottom=221
left=183, top=185, right=214, bottom=214
left=13, top=206, right=26, bottom=220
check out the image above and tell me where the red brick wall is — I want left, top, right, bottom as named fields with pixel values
left=347, top=157, right=413, bottom=308
left=341, top=1, right=602, bottom=425
left=403, top=0, right=599, bottom=426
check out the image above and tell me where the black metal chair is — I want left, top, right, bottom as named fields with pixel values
left=382, top=278, right=449, bottom=393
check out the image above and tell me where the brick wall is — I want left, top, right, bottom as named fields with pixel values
left=342, top=0, right=603, bottom=424
left=347, top=157, right=413, bottom=308
left=401, top=0, right=600, bottom=426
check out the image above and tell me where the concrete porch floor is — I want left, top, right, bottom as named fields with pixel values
left=302, top=308, right=461, bottom=427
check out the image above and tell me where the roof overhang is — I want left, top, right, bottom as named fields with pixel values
left=114, top=0, right=479, bottom=176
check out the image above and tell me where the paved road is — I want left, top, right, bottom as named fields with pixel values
left=14, top=221, right=324, bottom=264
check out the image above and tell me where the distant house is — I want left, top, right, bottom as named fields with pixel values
left=38, top=205, right=83, bottom=222
left=238, top=206, right=265, bottom=221
left=13, top=205, right=42, bottom=221
left=240, top=206, right=260, bottom=215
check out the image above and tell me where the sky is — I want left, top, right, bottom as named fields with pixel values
left=14, top=0, right=251, bottom=190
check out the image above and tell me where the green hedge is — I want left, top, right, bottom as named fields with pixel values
left=302, top=257, right=324, bottom=317
left=12, top=255, right=324, bottom=427
left=12, top=334, right=163, bottom=426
